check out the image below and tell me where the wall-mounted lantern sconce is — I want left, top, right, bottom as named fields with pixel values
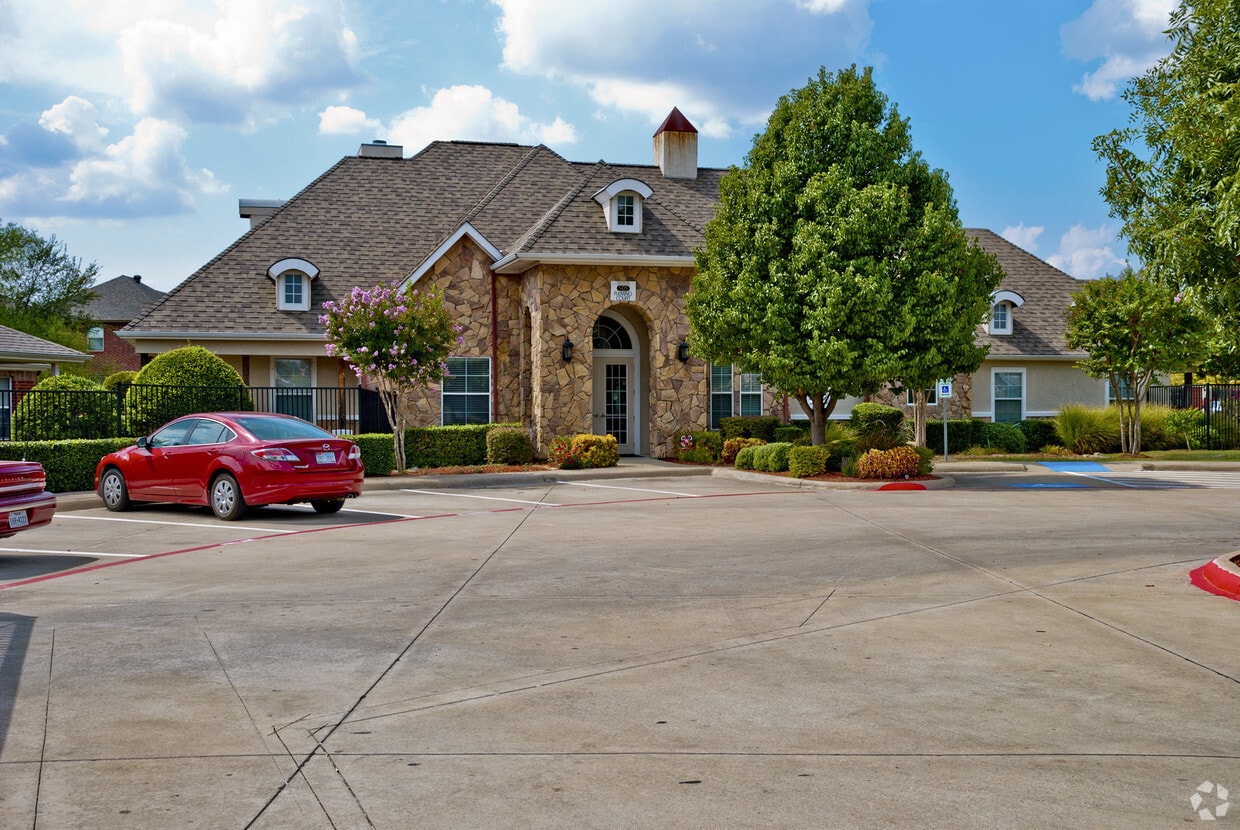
left=677, top=340, right=690, bottom=362
left=561, top=338, right=574, bottom=363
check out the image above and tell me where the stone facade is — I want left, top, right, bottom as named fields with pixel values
left=872, top=372, right=974, bottom=421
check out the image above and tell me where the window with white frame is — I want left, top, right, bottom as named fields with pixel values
left=710, top=363, right=733, bottom=430
left=990, top=302, right=1012, bottom=335
left=905, top=387, right=938, bottom=406
left=993, top=370, right=1024, bottom=423
left=739, top=371, right=764, bottom=416
left=592, top=178, right=652, bottom=234
left=268, top=257, right=319, bottom=311
left=615, top=194, right=635, bottom=228
left=87, top=326, right=104, bottom=352
left=443, top=357, right=491, bottom=425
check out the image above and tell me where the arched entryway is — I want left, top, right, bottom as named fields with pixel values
left=591, top=309, right=647, bottom=455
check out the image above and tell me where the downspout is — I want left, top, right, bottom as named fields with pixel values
left=490, top=268, right=499, bottom=423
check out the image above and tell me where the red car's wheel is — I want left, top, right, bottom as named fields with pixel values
left=99, top=467, right=131, bottom=512
left=311, top=499, right=345, bottom=514
left=210, top=473, right=247, bottom=521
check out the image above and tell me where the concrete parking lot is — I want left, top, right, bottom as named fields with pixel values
left=1, top=463, right=1238, bottom=828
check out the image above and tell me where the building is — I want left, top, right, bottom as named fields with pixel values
left=83, top=275, right=167, bottom=374
left=123, top=110, right=1105, bottom=455
left=0, top=325, right=89, bottom=439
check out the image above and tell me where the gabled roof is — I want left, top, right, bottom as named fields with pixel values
left=969, top=228, right=1084, bottom=358
left=126, top=140, right=723, bottom=337
left=85, top=275, right=167, bottom=323
left=0, top=325, right=89, bottom=363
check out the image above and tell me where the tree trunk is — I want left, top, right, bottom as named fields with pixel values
left=912, top=390, right=928, bottom=448
left=794, top=392, right=837, bottom=445
left=378, top=384, right=405, bottom=474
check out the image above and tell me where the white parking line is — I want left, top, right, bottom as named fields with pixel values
left=341, top=507, right=424, bottom=518
left=0, top=547, right=147, bottom=559
left=555, top=481, right=701, bottom=497
left=401, top=489, right=560, bottom=507
left=57, top=514, right=298, bottom=533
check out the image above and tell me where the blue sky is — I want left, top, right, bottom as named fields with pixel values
left=0, top=0, right=1177, bottom=293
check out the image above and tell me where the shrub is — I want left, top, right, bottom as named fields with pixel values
left=674, top=431, right=722, bottom=463
left=722, top=437, right=766, bottom=465
left=1055, top=404, right=1121, bottom=454
left=126, top=346, right=251, bottom=436
left=550, top=434, right=619, bottom=469
left=789, top=445, right=831, bottom=478
left=1137, top=404, right=1173, bottom=451
left=735, top=445, right=760, bottom=470
left=774, top=424, right=808, bottom=444
left=353, top=433, right=397, bottom=476
left=404, top=423, right=520, bottom=468
left=926, top=419, right=986, bottom=455
left=913, top=445, right=935, bottom=475
left=12, top=375, right=118, bottom=440
left=0, top=437, right=134, bottom=492
left=1164, top=407, right=1206, bottom=450
left=853, top=446, right=921, bottom=480
left=102, top=370, right=138, bottom=391
left=752, top=441, right=793, bottom=472
left=486, top=426, right=533, bottom=465
left=718, top=416, right=779, bottom=441
left=850, top=402, right=904, bottom=435
left=980, top=422, right=1027, bottom=453
left=856, top=426, right=907, bottom=453
left=1017, top=418, right=1057, bottom=452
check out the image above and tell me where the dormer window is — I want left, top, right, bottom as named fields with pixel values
left=592, top=178, right=653, bottom=234
left=267, top=257, right=320, bottom=311
left=988, top=290, right=1025, bottom=336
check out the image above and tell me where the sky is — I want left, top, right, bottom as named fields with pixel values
left=0, top=0, right=1179, bottom=293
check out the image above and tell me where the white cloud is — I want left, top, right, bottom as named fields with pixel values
left=1046, top=224, right=1129, bottom=279
left=387, top=86, right=579, bottom=153
left=1001, top=223, right=1045, bottom=254
left=319, top=105, right=381, bottom=135
left=1062, top=0, right=1176, bottom=101
left=491, top=0, right=872, bottom=133
left=39, top=96, right=110, bottom=152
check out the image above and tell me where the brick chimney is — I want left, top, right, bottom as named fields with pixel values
left=653, top=107, right=697, bottom=180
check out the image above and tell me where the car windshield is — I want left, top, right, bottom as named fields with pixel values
left=233, top=415, right=335, bottom=442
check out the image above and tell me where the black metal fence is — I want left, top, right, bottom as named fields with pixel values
left=1146, top=383, right=1240, bottom=450
left=0, top=384, right=391, bottom=442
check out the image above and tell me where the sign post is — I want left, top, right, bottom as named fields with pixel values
left=937, top=380, right=953, bottom=461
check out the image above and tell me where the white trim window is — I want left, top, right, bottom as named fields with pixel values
left=739, top=371, right=764, bottom=417
left=988, top=290, right=1024, bottom=336
left=905, top=387, right=938, bottom=407
left=592, top=178, right=653, bottom=234
left=443, top=357, right=491, bottom=425
left=268, top=257, right=319, bottom=311
left=993, top=369, right=1025, bottom=424
left=710, top=363, right=733, bottom=430
left=87, top=326, right=104, bottom=352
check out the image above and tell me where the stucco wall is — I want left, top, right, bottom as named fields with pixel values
left=973, top=359, right=1107, bottom=420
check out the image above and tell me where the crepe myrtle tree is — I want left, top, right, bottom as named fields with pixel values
left=688, top=65, right=1003, bottom=446
left=1065, top=267, right=1208, bottom=455
left=321, top=283, right=461, bottom=473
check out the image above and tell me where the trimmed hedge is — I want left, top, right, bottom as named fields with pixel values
left=854, top=446, right=921, bottom=480
left=353, top=433, right=397, bottom=477
left=403, top=423, right=521, bottom=468
left=926, top=419, right=986, bottom=455
left=1017, top=418, right=1057, bottom=452
left=127, top=346, right=252, bottom=436
left=12, top=375, right=117, bottom=441
left=486, top=426, right=533, bottom=465
left=0, top=437, right=134, bottom=493
left=722, top=436, right=765, bottom=465
left=850, top=402, right=904, bottom=435
left=719, top=416, right=779, bottom=442
left=751, top=441, right=793, bottom=472
left=773, top=424, right=808, bottom=444
left=980, top=422, right=1027, bottom=453
left=734, top=445, right=759, bottom=470
left=549, top=434, right=619, bottom=469
left=789, top=445, right=831, bottom=478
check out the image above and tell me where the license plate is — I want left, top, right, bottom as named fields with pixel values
left=8, top=509, right=28, bottom=529
left=315, top=451, right=336, bottom=464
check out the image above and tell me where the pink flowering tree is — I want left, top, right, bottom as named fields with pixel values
left=320, top=284, right=461, bottom=473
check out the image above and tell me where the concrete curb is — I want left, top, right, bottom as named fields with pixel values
left=1189, top=552, right=1240, bottom=601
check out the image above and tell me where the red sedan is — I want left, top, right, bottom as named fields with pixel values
left=0, top=460, right=56, bottom=538
left=95, top=412, right=364, bottom=520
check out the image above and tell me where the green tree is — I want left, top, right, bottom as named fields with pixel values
left=688, top=65, right=1003, bottom=446
left=1093, top=0, right=1240, bottom=309
left=320, top=283, right=459, bottom=473
left=1065, top=267, right=1208, bottom=455
left=0, top=221, right=98, bottom=349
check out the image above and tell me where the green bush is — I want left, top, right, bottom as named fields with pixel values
left=820, top=421, right=859, bottom=469
left=850, top=402, right=904, bottom=435
left=405, top=423, right=520, bottom=468
left=722, top=437, right=765, bottom=465
left=126, top=346, right=251, bottom=436
left=12, top=375, right=118, bottom=440
left=774, top=424, right=808, bottom=444
left=0, top=437, right=134, bottom=492
left=719, top=416, right=779, bottom=441
left=550, top=434, right=619, bottom=469
left=925, top=419, right=985, bottom=455
left=1017, top=419, right=1057, bottom=452
left=674, top=431, right=722, bottom=463
left=486, top=426, right=533, bottom=465
left=735, top=445, right=759, bottom=470
left=789, top=445, right=831, bottom=478
left=913, top=445, right=935, bottom=475
left=854, top=446, right=921, bottom=480
left=102, top=370, right=138, bottom=391
left=752, top=441, right=793, bottom=472
left=1137, top=404, right=1173, bottom=451
left=980, top=422, right=1027, bottom=453
left=1055, top=404, right=1121, bottom=454
left=353, top=434, right=397, bottom=476
left=1164, top=407, right=1206, bottom=450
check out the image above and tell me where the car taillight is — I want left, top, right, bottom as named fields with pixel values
left=347, top=445, right=361, bottom=461
left=252, top=447, right=300, bottom=462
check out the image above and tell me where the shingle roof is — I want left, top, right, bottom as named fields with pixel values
left=968, top=228, right=1085, bottom=357
left=0, top=325, right=89, bottom=362
left=84, top=275, right=167, bottom=323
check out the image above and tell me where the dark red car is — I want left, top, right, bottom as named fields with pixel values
left=0, top=460, right=56, bottom=538
left=95, top=412, right=364, bottom=520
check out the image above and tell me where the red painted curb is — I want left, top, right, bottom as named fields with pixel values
left=1189, top=555, right=1240, bottom=602
left=877, top=482, right=927, bottom=491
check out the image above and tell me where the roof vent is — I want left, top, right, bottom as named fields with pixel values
left=359, top=140, right=403, bottom=159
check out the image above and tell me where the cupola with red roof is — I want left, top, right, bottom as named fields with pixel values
left=653, top=107, right=698, bottom=180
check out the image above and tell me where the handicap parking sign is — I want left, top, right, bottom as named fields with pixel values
left=938, top=380, right=952, bottom=398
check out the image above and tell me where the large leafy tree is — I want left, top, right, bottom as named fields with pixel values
left=1093, top=0, right=1240, bottom=311
left=688, top=65, right=1003, bottom=445
left=0, top=221, right=98, bottom=349
left=1065, top=267, right=1208, bottom=455
left=320, top=283, right=460, bottom=473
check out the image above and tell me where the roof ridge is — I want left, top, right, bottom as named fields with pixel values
left=462, top=144, right=548, bottom=225
left=513, top=160, right=608, bottom=252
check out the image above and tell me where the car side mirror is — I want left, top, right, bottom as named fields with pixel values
left=136, top=436, right=149, bottom=449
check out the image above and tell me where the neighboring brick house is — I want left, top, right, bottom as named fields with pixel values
left=123, top=109, right=1104, bottom=456
left=0, top=325, right=89, bottom=439
left=84, top=275, right=167, bottom=374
